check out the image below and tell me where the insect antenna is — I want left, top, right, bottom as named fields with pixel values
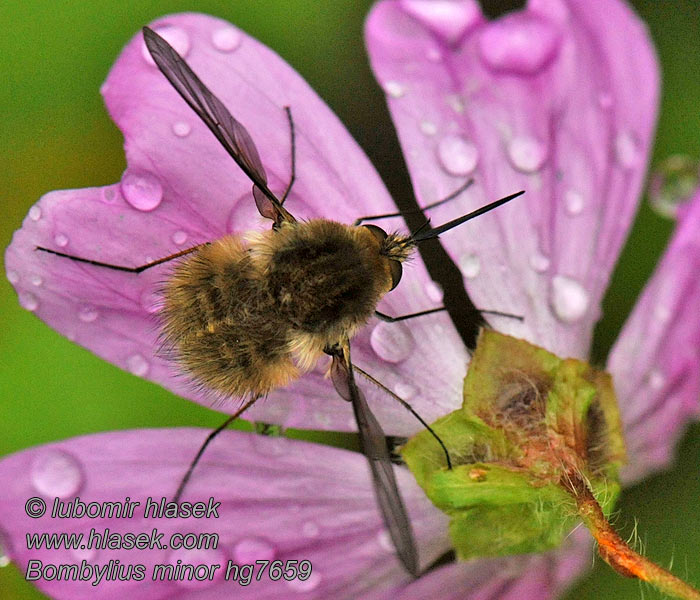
left=352, top=364, right=452, bottom=470
left=172, top=396, right=259, bottom=503
left=406, top=189, right=525, bottom=245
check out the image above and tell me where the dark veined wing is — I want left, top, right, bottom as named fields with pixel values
left=329, top=341, right=419, bottom=577
left=142, top=26, right=294, bottom=224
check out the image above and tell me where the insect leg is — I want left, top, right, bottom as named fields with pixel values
left=375, top=307, right=523, bottom=322
left=173, top=395, right=259, bottom=503
left=352, top=364, right=452, bottom=470
left=280, top=106, right=296, bottom=204
left=327, top=341, right=419, bottom=577
left=352, top=179, right=473, bottom=226
left=35, top=244, right=208, bottom=273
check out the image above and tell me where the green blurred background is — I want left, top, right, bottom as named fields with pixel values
left=1, top=1, right=699, bottom=598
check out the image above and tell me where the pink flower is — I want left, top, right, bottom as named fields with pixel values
left=2, top=2, right=699, bottom=599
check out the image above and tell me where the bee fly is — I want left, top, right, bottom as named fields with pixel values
left=35, top=26, right=524, bottom=577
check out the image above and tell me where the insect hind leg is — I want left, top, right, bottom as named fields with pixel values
left=280, top=106, right=296, bottom=204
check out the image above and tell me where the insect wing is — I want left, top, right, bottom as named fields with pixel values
left=142, top=27, right=291, bottom=223
left=330, top=347, right=419, bottom=577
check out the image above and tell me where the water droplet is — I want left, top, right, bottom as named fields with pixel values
left=71, top=546, right=97, bottom=562
left=0, top=528, right=11, bottom=568
left=78, top=305, right=99, bottom=323
left=287, top=570, right=322, bottom=592
left=437, top=135, right=478, bottom=176
left=564, top=189, right=584, bottom=216
left=508, top=135, right=547, bottom=173
left=29, top=206, right=42, bottom=221
left=424, top=280, right=444, bottom=303
left=141, top=290, right=161, bottom=314
left=445, top=94, right=465, bottom=114
left=172, top=230, right=188, bottom=245
left=30, top=274, right=43, bottom=287
left=478, top=15, right=560, bottom=75
left=253, top=435, right=289, bottom=457
left=142, top=26, right=190, bottom=66
left=126, top=353, right=149, bottom=376
left=19, top=291, right=38, bottom=312
left=401, top=0, right=481, bottom=44
left=394, top=381, right=417, bottom=400
left=459, top=253, right=481, bottom=279
left=377, top=529, right=394, bottom=552
left=54, top=233, right=69, bottom=247
left=648, top=369, right=665, bottom=391
left=420, top=120, right=437, bottom=136
left=172, top=121, right=191, bottom=137
left=384, top=81, right=406, bottom=98
left=102, top=187, right=117, bottom=204
left=31, top=450, right=83, bottom=497
left=529, top=252, right=550, bottom=273
left=614, top=131, right=640, bottom=169
left=370, top=321, right=415, bottom=363
left=121, top=170, right=163, bottom=212
left=648, top=154, right=699, bottom=219
left=6, top=270, right=19, bottom=284
left=302, top=522, right=320, bottom=538
left=551, top=275, right=589, bottom=323
left=233, top=537, right=276, bottom=563
left=211, top=26, right=242, bottom=52
left=168, top=547, right=227, bottom=589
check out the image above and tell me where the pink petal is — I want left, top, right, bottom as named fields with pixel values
left=0, top=429, right=449, bottom=599
left=367, top=528, right=592, bottom=600
left=366, top=0, right=660, bottom=358
left=6, top=12, right=469, bottom=434
left=608, top=190, right=700, bottom=484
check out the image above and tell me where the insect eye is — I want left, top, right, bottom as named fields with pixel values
left=389, top=260, right=403, bottom=291
left=363, top=224, right=388, bottom=243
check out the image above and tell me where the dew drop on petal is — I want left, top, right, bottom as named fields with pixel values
left=648, top=154, right=699, bottom=219
left=377, top=529, right=394, bottom=552
left=78, top=305, right=99, bottom=323
left=478, top=16, right=560, bottom=75
left=232, top=537, right=276, bottom=563
left=172, top=121, right=191, bottom=137
left=648, top=369, right=665, bottom=391
left=54, top=233, right=69, bottom=247
left=302, top=522, right=320, bottom=538
left=19, top=291, right=39, bottom=312
left=142, top=26, right=190, bottom=66
left=141, top=290, right=161, bottom=314
left=654, top=304, right=671, bottom=324
left=394, top=381, right=417, bottom=401
left=30, top=274, right=43, bottom=287
left=31, top=450, right=83, bottom=497
left=401, top=0, right=481, bottom=44
left=384, top=81, right=406, bottom=98
left=437, top=135, right=479, bottom=176
left=29, top=206, right=42, bottom=221
left=252, top=434, right=289, bottom=457
left=370, top=322, right=415, bottom=363
left=121, top=170, right=163, bottom=212
left=71, top=546, right=97, bottom=562
left=424, top=280, right=444, bottom=303
left=102, top=187, right=117, bottom=204
left=564, top=189, right=584, bottom=216
left=459, top=253, right=481, bottom=279
left=445, top=94, right=465, bottom=114
left=287, top=570, right=322, bottom=592
left=126, top=353, right=150, bottom=376
left=420, top=120, right=437, bottom=136
left=551, top=275, right=589, bottom=323
left=614, top=131, right=640, bottom=169
left=211, top=26, right=242, bottom=52
left=172, top=230, right=188, bottom=245
left=529, top=252, right=550, bottom=273
left=168, top=547, right=227, bottom=589
left=507, top=136, right=547, bottom=173
left=6, top=270, right=19, bottom=284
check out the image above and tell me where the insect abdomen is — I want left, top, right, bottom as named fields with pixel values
left=160, top=236, right=298, bottom=397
